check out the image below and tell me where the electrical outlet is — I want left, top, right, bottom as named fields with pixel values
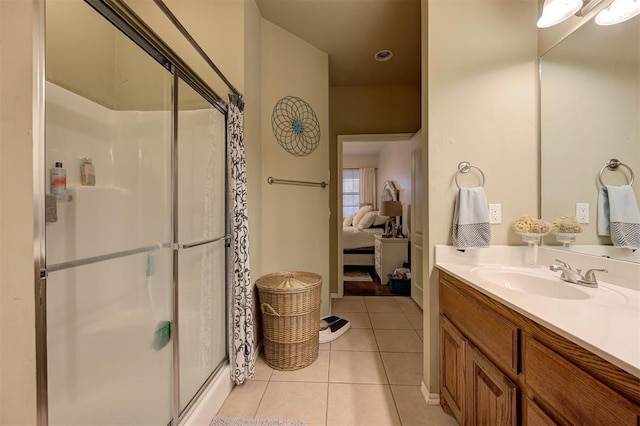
left=489, top=204, right=502, bottom=224
left=576, top=202, right=589, bottom=224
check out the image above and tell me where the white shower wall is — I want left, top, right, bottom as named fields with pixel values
left=45, top=82, right=228, bottom=424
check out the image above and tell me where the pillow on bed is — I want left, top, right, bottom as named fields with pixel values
left=357, top=211, right=378, bottom=229
left=343, top=216, right=353, bottom=227
left=352, top=205, right=373, bottom=227
left=374, top=214, right=389, bottom=226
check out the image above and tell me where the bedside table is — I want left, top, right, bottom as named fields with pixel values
left=374, top=235, right=408, bottom=285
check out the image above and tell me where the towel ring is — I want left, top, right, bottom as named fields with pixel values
left=598, top=158, right=635, bottom=187
left=455, top=161, right=485, bottom=189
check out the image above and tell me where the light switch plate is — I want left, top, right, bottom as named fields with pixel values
left=576, top=203, right=589, bottom=224
left=489, top=204, right=502, bottom=224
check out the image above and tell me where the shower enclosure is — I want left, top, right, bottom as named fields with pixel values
left=38, top=1, right=229, bottom=424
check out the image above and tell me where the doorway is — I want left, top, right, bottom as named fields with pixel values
left=337, top=133, right=415, bottom=298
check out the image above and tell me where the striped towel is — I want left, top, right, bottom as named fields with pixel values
left=452, top=187, right=491, bottom=251
left=598, top=185, right=640, bottom=249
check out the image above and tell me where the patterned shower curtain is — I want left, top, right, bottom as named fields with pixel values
left=227, top=93, right=254, bottom=384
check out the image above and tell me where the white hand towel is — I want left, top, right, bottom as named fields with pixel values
left=452, top=187, right=491, bottom=250
left=597, top=188, right=610, bottom=236
left=598, top=185, right=640, bottom=249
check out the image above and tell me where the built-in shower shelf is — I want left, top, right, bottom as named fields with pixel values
left=55, top=194, right=73, bottom=202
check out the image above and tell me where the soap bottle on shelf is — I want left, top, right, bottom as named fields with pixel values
left=80, top=158, right=95, bottom=186
left=50, top=162, right=67, bottom=196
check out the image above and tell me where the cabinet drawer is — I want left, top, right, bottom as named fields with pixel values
left=524, top=335, right=640, bottom=425
left=440, top=279, right=519, bottom=374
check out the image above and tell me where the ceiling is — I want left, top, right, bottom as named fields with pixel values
left=255, top=0, right=422, bottom=87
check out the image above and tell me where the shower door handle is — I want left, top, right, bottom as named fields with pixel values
left=176, top=235, right=229, bottom=250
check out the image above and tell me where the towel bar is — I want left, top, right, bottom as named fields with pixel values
left=598, top=158, right=635, bottom=187
left=455, top=161, right=486, bottom=189
left=267, top=176, right=327, bottom=189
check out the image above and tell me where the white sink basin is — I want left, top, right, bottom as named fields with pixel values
left=470, top=267, right=591, bottom=300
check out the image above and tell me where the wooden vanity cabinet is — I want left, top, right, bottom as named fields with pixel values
left=466, top=342, right=518, bottom=425
left=439, top=270, right=640, bottom=426
left=440, top=315, right=466, bottom=422
left=523, top=336, right=640, bottom=425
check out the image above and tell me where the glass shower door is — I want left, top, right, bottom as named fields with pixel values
left=45, top=1, right=173, bottom=424
left=176, top=77, right=228, bottom=412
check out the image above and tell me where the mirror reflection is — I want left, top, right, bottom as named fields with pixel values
left=540, top=14, right=640, bottom=263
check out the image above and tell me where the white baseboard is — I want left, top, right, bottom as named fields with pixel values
left=182, top=344, right=264, bottom=425
left=420, top=382, right=440, bottom=406
left=182, top=364, right=234, bottom=426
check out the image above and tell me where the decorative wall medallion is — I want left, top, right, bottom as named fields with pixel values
left=271, top=96, right=320, bottom=157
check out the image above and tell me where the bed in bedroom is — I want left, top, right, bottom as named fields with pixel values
left=343, top=226, right=384, bottom=266
left=342, top=180, right=399, bottom=266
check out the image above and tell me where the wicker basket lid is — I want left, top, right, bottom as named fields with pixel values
left=256, top=271, right=322, bottom=292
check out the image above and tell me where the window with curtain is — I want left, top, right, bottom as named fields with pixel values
left=343, top=169, right=360, bottom=217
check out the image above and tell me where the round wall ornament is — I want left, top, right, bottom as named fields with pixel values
left=271, top=96, right=321, bottom=157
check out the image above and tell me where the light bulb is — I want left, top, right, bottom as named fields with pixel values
left=596, top=0, right=640, bottom=25
left=537, top=0, right=584, bottom=28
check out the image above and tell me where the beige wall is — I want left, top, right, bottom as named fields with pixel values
left=126, top=0, right=245, bottom=97
left=343, top=154, right=378, bottom=169
left=424, top=0, right=538, bottom=395
left=329, top=84, right=420, bottom=294
left=243, top=0, right=264, bottom=337
left=260, top=20, right=330, bottom=315
left=46, top=0, right=117, bottom=109
left=46, top=0, right=234, bottom=111
left=0, top=1, right=38, bottom=423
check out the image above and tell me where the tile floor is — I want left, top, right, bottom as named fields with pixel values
left=216, top=296, right=458, bottom=426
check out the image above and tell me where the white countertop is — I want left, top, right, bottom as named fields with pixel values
left=435, top=246, right=640, bottom=378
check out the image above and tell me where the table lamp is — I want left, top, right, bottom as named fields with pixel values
left=380, top=200, right=402, bottom=238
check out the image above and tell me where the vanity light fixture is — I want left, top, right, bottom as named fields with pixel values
left=595, top=0, right=640, bottom=25
left=537, top=0, right=584, bottom=28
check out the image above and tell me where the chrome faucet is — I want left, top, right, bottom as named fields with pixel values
left=549, top=259, right=608, bottom=288
left=578, top=268, right=608, bottom=288
left=549, top=259, right=582, bottom=284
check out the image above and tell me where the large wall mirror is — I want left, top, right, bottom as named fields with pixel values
left=540, top=13, right=640, bottom=263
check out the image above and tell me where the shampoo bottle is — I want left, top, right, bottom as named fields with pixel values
left=50, top=162, right=67, bottom=196
left=81, top=158, right=95, bottom=186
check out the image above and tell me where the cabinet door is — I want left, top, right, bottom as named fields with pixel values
left=525, top=398, right=559, bottom=426
left=440, top=315, right=466, bottom=425
left=467, top=343, right=517, bottom=426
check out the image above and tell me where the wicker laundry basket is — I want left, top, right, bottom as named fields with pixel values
left=256, top=271, right=322, bottom=371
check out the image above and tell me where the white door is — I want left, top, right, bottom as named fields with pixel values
left=410, top=131, right=424, bottom=308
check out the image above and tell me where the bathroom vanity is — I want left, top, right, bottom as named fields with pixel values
left=436, top=247, right=640, bottom=425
